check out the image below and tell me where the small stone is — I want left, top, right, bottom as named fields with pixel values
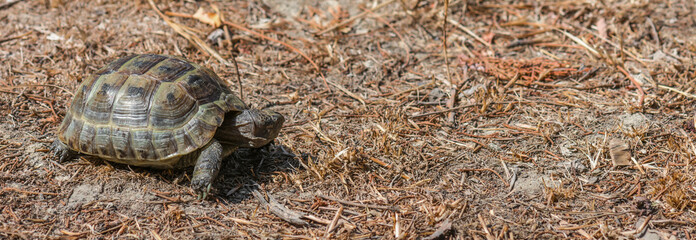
left=428, top=88, right=446, bottom=102
left=619, top=113, right=649, bottom=132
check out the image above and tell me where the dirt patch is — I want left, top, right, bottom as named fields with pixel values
left=67, top=183, right=103, bottom=209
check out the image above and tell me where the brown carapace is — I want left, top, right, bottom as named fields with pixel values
left=51, top=54, right=284, bottom=198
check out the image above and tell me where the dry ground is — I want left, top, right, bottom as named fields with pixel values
left=1, top=0, right=696, bottom=239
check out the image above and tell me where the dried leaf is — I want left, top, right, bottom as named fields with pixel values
left=46, top=32, right=63, bottom=41
left=609, top=138, right=631, bottom=167
left=193, top=7, right=221, bottom=27
left=48, top=0, right=64, bottom=8
left=596, top=17, right=608, bottom=39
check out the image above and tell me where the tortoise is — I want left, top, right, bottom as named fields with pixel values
left=51, top=54, right=284, bottom=197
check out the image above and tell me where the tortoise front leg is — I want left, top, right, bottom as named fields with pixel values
left=50, top=139, right=78, bottom=163
left=191, top=139, right=223, bottom=199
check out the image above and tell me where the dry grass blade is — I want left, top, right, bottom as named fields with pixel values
left=224, top=217, right=261, bottom=226
left=459, top=168, right=509, bottom=187
left=558, top=30, right=600, bottom=57
left=303, top=215, right=331, bottom=225
left=327, top=80, right=366, bottom=105
left=319, top=195, right=402, bottom=212
left=442, top=0, right=457, bottom=124
left=148, top=0, right=230, bottom=66
left=3, top=187, right=61, bottom=196
left=222, top=19, right=331, bottom=91
left=149, top=229, right=163, bottom=240
left=569, top=22, right=649, bottom=66
left=446, top=19, right=491, bottom=48
left=324, top=205, right=343, bottom=237
left=658, top=85, right=696, bottom=99
left=163, top=10, right=331, bottom=92
left=230, top=55, right=244, bottom=101
left=616, top=65, right=645, bottom=105
left=0, top=84, right=73, bottom=96
left=410, top=103, right=480, bottom=118
left=0, top=0, right=24, bottom=10
left=316, top=0, right=398, bottom=35
left=478, top=214, right=495, bottom=240
left=0, top=31, right=32, bottom=45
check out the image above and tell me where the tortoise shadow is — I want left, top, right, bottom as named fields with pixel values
left=74, top=142, right=304, bottom=204
left=213, top=142, right=303, bottom=204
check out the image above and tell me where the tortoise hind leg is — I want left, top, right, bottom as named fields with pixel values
left=51, top=139, right=78, bottom=163
left=191, top=139, right=224, bottom=199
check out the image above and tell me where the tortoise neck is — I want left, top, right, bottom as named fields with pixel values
left=220, top=143, right=236, bottom=159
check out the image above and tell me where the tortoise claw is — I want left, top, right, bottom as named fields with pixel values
left=50, top=139, right=76, bottom=163
left=196, top=184, right=212, bottom=200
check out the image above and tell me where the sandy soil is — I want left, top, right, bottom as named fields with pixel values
left=1, top=0, right=695, bottom=239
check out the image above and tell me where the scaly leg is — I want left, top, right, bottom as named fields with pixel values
left=191, top=140, right=223, bottom=199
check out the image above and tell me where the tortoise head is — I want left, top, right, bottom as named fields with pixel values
left=215, top=109, right=284, bottom=148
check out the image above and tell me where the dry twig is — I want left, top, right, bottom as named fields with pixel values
left=446, top=19, right=492, bottom=48
left=423, top=219, right=452, bottom=240
left=148, top=0, right=230, bottom=66
left=616, top=65, right=645, bottom=106
left=318, top=195, right=402, bottom=212
left=0, top=31, right=31, bottom=45
left=163, top=10, right=333, bottom=92
left=251, top=188, right=308, bottom=226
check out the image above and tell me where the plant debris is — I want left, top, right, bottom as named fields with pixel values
left=1, top=0, right=695, bottom=239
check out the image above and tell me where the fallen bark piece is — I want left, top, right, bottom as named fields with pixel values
left=609, top=138, right=632, bottom=167
left=252, top=189, right=308, bottom=226
left=423, top=219, right=452, bottom=240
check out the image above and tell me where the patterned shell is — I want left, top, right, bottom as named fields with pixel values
left=57, top=54, right=246, bottom=166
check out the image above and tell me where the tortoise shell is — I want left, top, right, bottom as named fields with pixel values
left=56, top=54, right=247, bottom=167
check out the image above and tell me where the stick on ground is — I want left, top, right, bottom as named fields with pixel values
left=251, top=189, right=308, bottom=226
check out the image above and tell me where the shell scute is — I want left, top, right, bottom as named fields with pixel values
left=62, top=117, right=84, bottom=150
left=81, top=73, right=129, bottom=124
left=131, top=130, right=155, bottom=160
left=145, top=57, right=194, bottom=82
left=110, top=75, right=159, bottom=128
left=120, top=54, right=167, bottom=75
left=152, top=131, right=178, bottom=159
left=179, top=73, right=223, bottom=104
left=94, top=126, right=115, bottom=157
left=78, top=124, right=96, bottom=153
left=149, top=82, right=198, bottom=129
left=94, top=54, right=138, bottom=76
left=111, top=128, right=133, bottom=159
